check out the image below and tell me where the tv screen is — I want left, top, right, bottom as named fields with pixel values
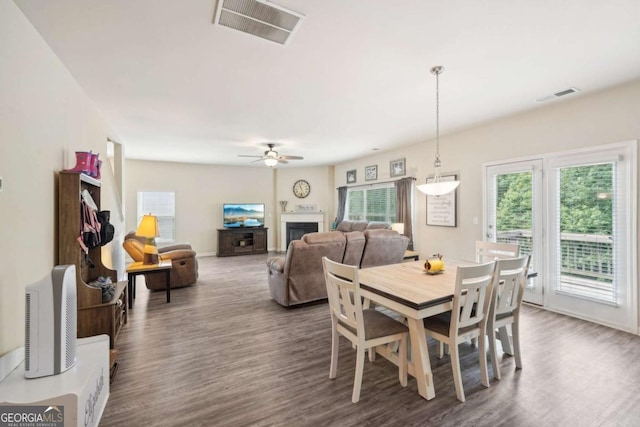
left=223, top=203, right=265, bottom=228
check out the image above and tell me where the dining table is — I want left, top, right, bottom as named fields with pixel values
left=358, top=258, right=476, bottom=401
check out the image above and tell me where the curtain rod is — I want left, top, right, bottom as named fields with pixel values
left=336, top=177, right=416, bottom=190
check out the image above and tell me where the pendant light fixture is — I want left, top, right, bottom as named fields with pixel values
left=416, top=66, right=460, bottom=196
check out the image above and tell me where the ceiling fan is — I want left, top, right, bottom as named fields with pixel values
left=238, top=143, right=304, bottom=166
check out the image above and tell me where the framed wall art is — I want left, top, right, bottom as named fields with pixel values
left=426, top=174, right=457, bottom=227
left=390, top=158, right=406, bottom=177
left=365, top=165, right=377, bottom=181
left=346, top=169, right=357, bottom=184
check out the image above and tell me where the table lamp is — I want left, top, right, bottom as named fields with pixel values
left=136, top=214, right=160, bottom=265
left=391, top=223, right=405, bottom=235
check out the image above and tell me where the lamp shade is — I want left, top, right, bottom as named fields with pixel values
left=391, top=223, right=405, bottom=235
left=136, top=214, right=159, bottom=238
left=264, top=157, right=278, bottom=167
left=416, top=180, right=460, bottom=196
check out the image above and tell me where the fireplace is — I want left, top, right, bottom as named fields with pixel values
left=280, top=212, right=325, bottom=252
left=286, top=222, right=318, bottom=247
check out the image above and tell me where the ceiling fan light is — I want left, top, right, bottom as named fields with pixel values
left=416, top=180, right=460, bottom=196
left=264, top=157, right=278, bottom=167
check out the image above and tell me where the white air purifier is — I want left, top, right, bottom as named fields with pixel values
left=24, top=265, right=77, bottom=378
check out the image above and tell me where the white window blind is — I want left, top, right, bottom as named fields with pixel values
left=137, top=191, right=175, bottom=243
left=346, top=183, right=396, bottom=223
left=554, top=162, right=616, bottom=304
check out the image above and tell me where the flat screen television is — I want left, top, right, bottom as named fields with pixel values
left=223, top=203, right=265, bottom=228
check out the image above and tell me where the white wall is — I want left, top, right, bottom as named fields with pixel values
left=335, top=79, right=640, bottom=328
left=0, top=2, right=126, bottom=355
left=125, top=160, right=335, bottom=254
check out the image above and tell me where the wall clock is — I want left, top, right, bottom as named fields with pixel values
left=293, top=179, right=311, bottom=198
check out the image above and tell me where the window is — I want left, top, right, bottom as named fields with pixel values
left=137, top=191, right=175, bottom=243
left=346, top=183, right=396, bottom=223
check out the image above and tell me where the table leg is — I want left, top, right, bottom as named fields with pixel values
left=166, top=269, right=171, bottom=303
left=127, top=273, right=134, bottom=309
left=407, top=317, right=435, bottom=400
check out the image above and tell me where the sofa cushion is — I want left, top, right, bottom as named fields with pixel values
left=335, top=220, right=354, bottom=232
left=342, top=231, right=366, bottom=266
left=360, top=229, right=409, bottom=268
left=350, top=221, right=369, bottom=232
left=366, top=221, right=391, bottom=230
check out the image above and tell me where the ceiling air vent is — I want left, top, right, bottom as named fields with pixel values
left=213, top=0, right=304, bottom=45
left=536, top=87, right=581, bottom=103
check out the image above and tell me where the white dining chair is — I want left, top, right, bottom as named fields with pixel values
left=423, top=261, right=497, bottom=402
left=487, top=255, right=531, bottom=380
left=475, top=240, right=519, bottom=263
left=322, top=256, right=408, bottom=403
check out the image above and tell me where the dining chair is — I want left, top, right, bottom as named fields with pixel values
left=423, top=261, right=497, bottom=402
left=487, top=255, right=531, bottom=380
left=475, top=240, right=519, bottom=263
left=322, top=256, right=408, bottom=403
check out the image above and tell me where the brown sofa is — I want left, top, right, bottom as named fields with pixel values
left=267, top=227, right=409, bottom=307
left=123, top=231, right=199, bottom=290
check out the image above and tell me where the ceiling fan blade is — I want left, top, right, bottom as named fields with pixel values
left=278, top=155, right=303, bottom=160
left=238, top=155, right=263, bottom=158
left=250, top=158, right=265, bottom=163
left=277, top=159, right=289, bottom=164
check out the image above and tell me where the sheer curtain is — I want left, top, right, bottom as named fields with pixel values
left=395, top=178, right=414, bottom=250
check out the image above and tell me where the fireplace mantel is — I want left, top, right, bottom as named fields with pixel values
left=280, top=212, right=325, bottom=252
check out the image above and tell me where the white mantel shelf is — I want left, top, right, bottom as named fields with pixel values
left=280, top=212, right=325, bottom=252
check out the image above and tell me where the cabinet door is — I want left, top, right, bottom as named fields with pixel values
left=253, top=230, right=267, bottom=251
left=218, top=231, right=234, bottom=255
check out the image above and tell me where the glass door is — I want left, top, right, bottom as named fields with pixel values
left=546, top=143, right=636, bottom=332
left=485, top=159, right=544, bottom=305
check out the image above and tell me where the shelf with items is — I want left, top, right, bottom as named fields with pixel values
left=58, top=171, right=127, bottom=380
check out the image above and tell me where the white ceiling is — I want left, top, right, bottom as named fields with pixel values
left=14, top=0, right=640, bottom=167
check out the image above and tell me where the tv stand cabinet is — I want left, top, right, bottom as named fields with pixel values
left=217, top=227, right=268, bottom=256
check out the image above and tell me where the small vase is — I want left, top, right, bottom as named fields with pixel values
left=279, top=201, right=288, bottom=213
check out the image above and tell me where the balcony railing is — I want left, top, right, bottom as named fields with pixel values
left=497, top=230, right=615, bottom=304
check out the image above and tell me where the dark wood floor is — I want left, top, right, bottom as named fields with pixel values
left=100, top=254, right=640, bottom=427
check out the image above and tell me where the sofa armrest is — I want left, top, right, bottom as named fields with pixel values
left=159, top=243, right=192, bottom=252
left=267, top=257, right=285, bottom=273
left=159, top=249, right=196, bottom=261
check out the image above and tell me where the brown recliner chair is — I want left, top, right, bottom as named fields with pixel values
left=123, top=231, right=198, bottom=290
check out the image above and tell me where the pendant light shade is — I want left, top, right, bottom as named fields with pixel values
left=416, top=66, right=460, bottom=196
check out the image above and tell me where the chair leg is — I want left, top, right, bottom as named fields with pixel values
left=478, top=332, right=490, bottom=388
left=449, top=342, right=465, bottom=402
left=329, top=327, right=339, bottom=379
left=488, top=326, right=501, bottom=380
left=438, top=342, right=445, bottom=359
left=369, top=346, right=376, bottom=362
left=398, top=335, right=408, bottom=387
left=497, top=325, right=513, bottom=355
left=513, top=320, right=522, bottom=370
left=352, top=347, right=366, bottom=403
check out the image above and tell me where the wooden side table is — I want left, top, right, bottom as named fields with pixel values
left=126, top=261, right=172, bottom=309
left=403, top=250, right=420, bottom=261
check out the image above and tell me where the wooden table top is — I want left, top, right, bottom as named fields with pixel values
left=126, top=260, right=172, bottom=273
left=358, top=259, right=475, bottom=310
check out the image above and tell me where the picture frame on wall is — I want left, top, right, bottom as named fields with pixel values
left=346, top=169, right=357, bottom=184
left=390, top=158, right=406, bottom=177
left=426, top=174, right=458, bottom=227
left=365, top=165, right=377, bottom=181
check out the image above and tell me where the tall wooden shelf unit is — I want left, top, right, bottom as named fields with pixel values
left=58, top=172, right=127, bottom=380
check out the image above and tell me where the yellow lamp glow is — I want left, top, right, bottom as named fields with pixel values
left=136, top=214, right=160, bottom=265
left=391, top=223, right=405, bottom=235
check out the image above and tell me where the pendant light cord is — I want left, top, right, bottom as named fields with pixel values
left=434, top=68, right=440, bottom=167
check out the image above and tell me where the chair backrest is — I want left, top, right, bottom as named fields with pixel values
left=322, top=256, right=364, bottom=340
left=450, top=262, right=497, bottom=336
left=475, top=241, right=519, bottom=263
left=491, top=255, right=531, bottom=319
